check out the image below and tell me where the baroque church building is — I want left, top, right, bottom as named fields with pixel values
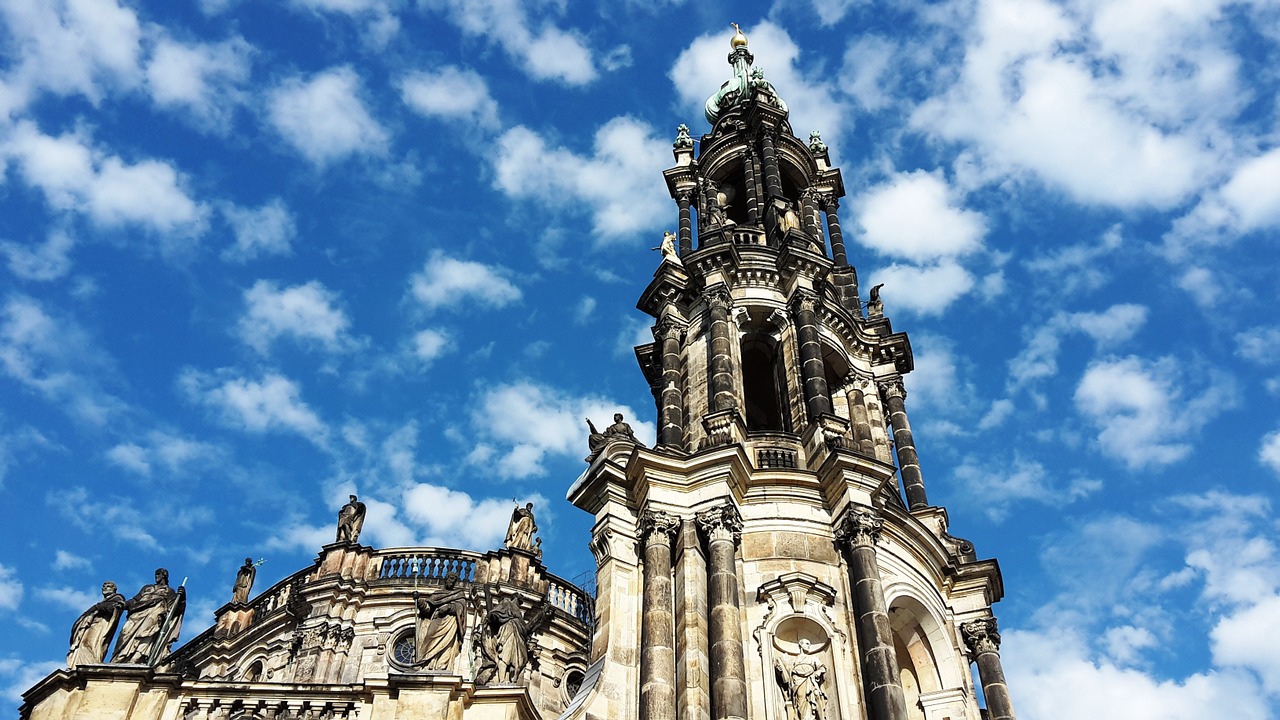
left=22, top=29, right=1017, bottom=720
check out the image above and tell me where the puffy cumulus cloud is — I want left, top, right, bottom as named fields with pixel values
left=492, top=118, right=670, bottom=241
left=104, top=431, right=222, bottom=478
left=265, top=67, right=389, bottom=166
left=911, top=0, right=1235, bottom=210
left=1074, top=356, right=1233, bottom=470
left=1008, top=304, right=1148, bottom=391
left=838, top=35, right=899, bottom=112
left=951, top=455, right=1100, bottom=520
left=2, top=122, right=208, bottom=242
left=403, top=485, right=546, bottom=550
left=286, top=0, right=399, bottom=46
left=0, top=230, right=74, bottom=281
left=145, top=35, right=252, bottom=129
left=0, top=0, right=143, bottom=116
left=1166, top=148, right=1280, bottom=254
left=865, top=261, right=973, bottom=316
left=1212, top=595, right=1280, bottom=693
left=468, top=381, right=654, bottom=479
left=409, top=328, right=452, bottom=364
left=52, top=550, right=90, bottom=572
left=1260, top=431, right=1280, bottom=476
left=0, top=564, right=23, bottom=611
left=1236, top=327, right=1280, bottom=366
left=853, top=170, right=986, bottom=261
left=179, top=369, right=327, bottom=444
left=239, top=280, right=353, bottom=355
left=409, top=251, right=521, bottom=312
left=670, top=22, right=852, bottom=146
left=0, top=294, right=125, bottom=426
left=220, top=199, right=296, bottom=262
left=399, top=66, right=500, bottom=130
left=425, top=0, right=596, bottom=85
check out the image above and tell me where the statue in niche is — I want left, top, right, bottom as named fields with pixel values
left=413, top=571, right=470, bottom=671
left=504, top=502, right=537, bottom=551
left=112, top=568, right=186, bottom=665
left=473, top=587, right=550, bottom=685
left=706, top=189, right=735, bottom=231
left=335, top=494, right=366, bottom=544
left=867, top=284, right=885, bottom=318
left=769, top=197, right=803, bottom=237
left=232, top=558, right=256, bottom=604
left=774, top=638, right=830, bottom=720
left=67, top=581, right=126, bottom=668
left=585, top=413, right=644, bottom=459
left=652, top=231, right=683, bottom=267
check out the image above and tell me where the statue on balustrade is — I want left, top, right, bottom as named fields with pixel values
left=336, top=494, right=366, bottom=544
left=504, top=502, right=537, bottom=551
left=867, top=284, right=885, bottom=318
left=111, top=568, right=186, bottom=665
left=474, top=587, right=550, bottom=685
left=67, top=581, right=126, bottom=668
left=586, top=413, right=644, bottom=460
left=413, top=571, right=471, bottom=671
left=231, top=558, right=256, bottom=604
left=774, top=638, right=831, bottom=720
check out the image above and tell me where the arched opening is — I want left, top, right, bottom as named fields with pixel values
left=242, top=659, right=264, bottom=682
left=742, top=333, right=790, bottom=432
left=888, top=601, right=945, bottom=720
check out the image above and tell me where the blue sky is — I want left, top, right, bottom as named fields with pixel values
left=1, top=0, right=1279, bottom=717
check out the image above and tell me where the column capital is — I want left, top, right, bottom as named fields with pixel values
left=877, top=378, right=906, bottom=400
left=695, top=501, right=742, bottom=543
left=789, top=287, right=821, bottom=313
left=652, top=317, right=686, bottom=343
left=703, top=285, right=732, bottom=310
left=638, top=510, right=681, bottom=545
left=820, top=193, right=840, bottom=212
left=801, top=186, right=822, bottom=201
left=960, top=617, right=1001, bottom=657
left=676, top=188, right=695, bottom=203
left=835, top=508, right=884, bottom=549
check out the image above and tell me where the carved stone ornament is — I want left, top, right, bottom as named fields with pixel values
left=652, top=317, right=685, bottom=343
left=695, top=502, right=743, bottom=543
left=703, top=285, right=732, bottom=311
left=834, top=509, right=883, bottom=549
left=961, top=617, right=1001, bottom=657
left=638, top=510, right=681, bottom=545
left=876, top=378, right=906, bottom=400
left=673, top=124, right=694, bottom=150
left=588, top=528, right=613, bottom=567
left=819, top=193, right=840, bottom=213
left=473, top=587, right=552, bottom=686
left=808, top=130, right=828, bottom=155
left=790, top=288, right=820, bottom=314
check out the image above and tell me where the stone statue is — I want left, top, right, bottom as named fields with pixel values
left=505, top=502, right=537, bottom=551
left=111, top=568, right=186, bottom=665
left=586, top=413, right=644, bottom=459
left=606, top=413, right=638, bottom=442
left=413, top=571, right=470, bottom=671
left=774, top=638, right=830, bottom=720
left=336, top=494, right=366, bottom=544
left=652, top=231, right=683, bottom=267
left=771, top=197, right=802, bottom=235
left=808, top=130, right=827, bottom=155
left=67, top=581, right=126, bottom=668
left=706, top=192, right=734, bottom=229
left=673, top=124, right=694, bottom=150
left=232, top=558, right=256, bottom=604
left=867, top=283, right=885, bottom=318
left=474, top=587, right=550, bottom=685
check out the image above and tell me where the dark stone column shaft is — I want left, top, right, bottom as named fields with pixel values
left=847, top=382, right=876, bottom=456
left=838, top=511, right=908, bottom=720
left=760, top=133, right=783, bottom=199
left=655, top=320, right=685, bottom=449
left=824, top=198, right=849, bottom=267
left=640, top=512, right=680, bottom=720
left=698, top=505, right=746, bottom=720
left=880, top=381, right=927, bottom=509
left=962, top=619, right=1016, bottom=720
left=706, top=288, right=737, bottom=413
left=678, top=192, right=693, bottom=256
left=802, top=189, right=823, bottom=252
left=792, top=291, right=832, bottom=420
left=742, top=151, right=760, bottom=225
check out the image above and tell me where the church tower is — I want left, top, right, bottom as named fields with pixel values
left=567, top=28, right=1017, bottom=720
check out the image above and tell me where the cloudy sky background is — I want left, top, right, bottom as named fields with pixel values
left=1, top=0, right=1279, bottom=717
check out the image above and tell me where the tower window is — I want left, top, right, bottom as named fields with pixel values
left=742, top=335, right=789, bottom=432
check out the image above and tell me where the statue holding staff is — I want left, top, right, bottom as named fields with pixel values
left=111, top=568, right=186, bottom=665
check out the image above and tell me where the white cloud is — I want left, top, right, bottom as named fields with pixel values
left=180, top=369, right=327, bottom=444
left=952, top=455, right=1100, bottom=520
left=399, top=66, right=500, bottom=131
left=52, top=550, right=90, bottom=572
left=838, top=35, right=898, bottom=112
left=105, top=432, right=222, bottom=478
left=105, top=442, right=150, bottom=475
left=1260, top=431, right=1280, bottom=476
left=0, top=230, right=74, bottom=281
left=1009, top=304, right=1148, bottom=391
left=1165, top=149, right=1280, bottom=253
left=3, top=122, right=208, bottom=241
left=266, top=67, right=389, bottom=165
left=866, top=261, right=974, bottom=316
left=220, top=199, right=296, bottom=262
left=1212, top=594, right=1280, bottom=693
left=403, top=485, right=546, bottom=550
left=1024, top=224, right=1123, bottom=294
left=670, top=22, right=852, bottom=147
left=54, top=486, right=158, bottom=548
left=853, top=170, right=986, bottom=261
left=34, top=585, right=97, bottom=611
left=1236, top=327, right=1280, bottom=366
left=1074, top=356, right=1232, bottom=470
left=469, top=381, right=654, bottom=479
left=0, top=565, right=23, bottom=611
left=426, top=0, right=596, bottom=85
left=573, top=297, right=596, bottom=325
left=492, top=118, right=670, bottom=242
left=145, top=36, right=252, bottom=128
left=408, top=251, right=521, bottom=312
left=239, top=280, right=353, bottom=355
left=0, top=658, right=62, bottom=704
left=410, top=328, right=452, bottom=363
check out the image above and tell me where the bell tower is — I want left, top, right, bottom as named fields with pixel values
left=568, top=27, right=1017, bottom=720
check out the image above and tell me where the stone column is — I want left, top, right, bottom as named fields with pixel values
left=801, top=188, right=823, bottom=250
left=836, top=509, right=908, bottom=720
left=846, top=377, right=876, bottom=457
left=640, top=510, right=681, bottom=720
left=705, top=287, right=737, bottom=413
left=791, top=289, right=832, bottom=420
left=878, top=380, right=928, bottom=509
left=760, top=132, right=784, bottom=199
left=677, top=190, right=694, bottom=256
left=822, top=195, right=849, bottom=267
left=696, top=503, right=746, bottom=720
left=653, top=318, right=686, bottom=449
left=962, top=618, right=1016, bottom=720
left=742, top=150, right=761, bottom=225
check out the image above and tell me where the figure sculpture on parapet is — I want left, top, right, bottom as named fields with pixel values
left=111, top=568, right=186, bottom=666
left=67, top=581, right=126, bottom=668
left=505, top=502, right=537, bottom=551
left=473, top=585, right=551, bottom=686
left=413, top=571, right=470, bottom=671
left=585, top=412, right=644, bottom=460
left=336, top=494, right=366, bottom=544
left=867, top=284, right=885, bottom=318
left=231, top=558, right=256, bottom=604
left=652, top=231, right=683, bottom=267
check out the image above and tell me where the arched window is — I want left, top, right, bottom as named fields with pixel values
left=742, top=333, right=790, bottom=432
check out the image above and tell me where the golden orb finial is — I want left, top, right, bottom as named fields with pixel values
left=730, top=22, right=748, bottom=49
